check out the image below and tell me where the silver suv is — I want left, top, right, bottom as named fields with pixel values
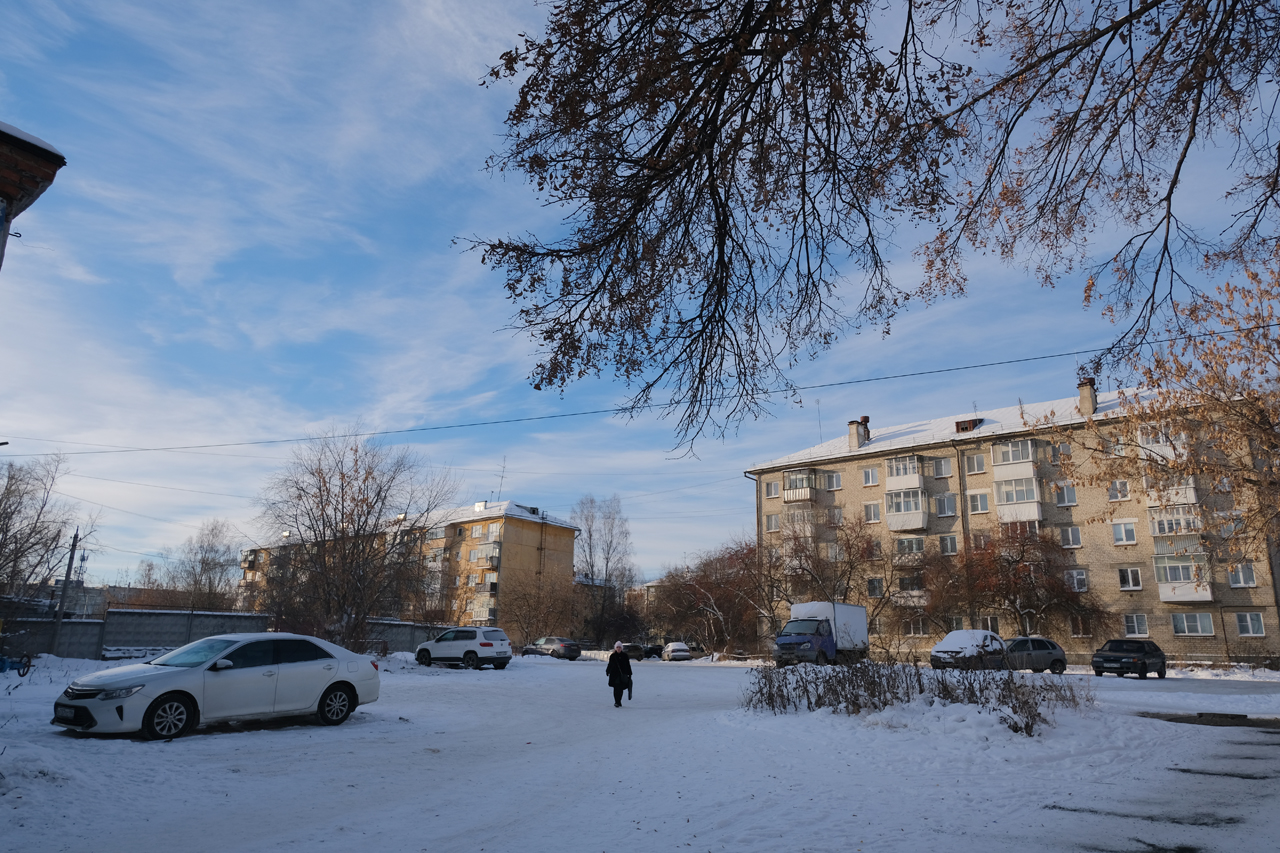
left=415, top=627, right=511, bottom=670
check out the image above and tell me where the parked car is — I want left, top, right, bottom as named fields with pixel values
left=929, top=630, right=1006, bottom=670
left=521, top=637, right=581, bottom=660
left=643, top=644, right=664, bottom=659
left=52, top=633, right=380, bottom=740
left=1091, top=639, right=1167, bottom=678
left=416, top=628, right=512, bottom=669
left=620, top=643, right=645, bottom=661
left=1004, top=637, right=1068, bottom=674
left=661, top=642, right=692, bottom=661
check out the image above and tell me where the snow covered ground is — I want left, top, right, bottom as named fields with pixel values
left=3, top=655, right=1279, bottom=853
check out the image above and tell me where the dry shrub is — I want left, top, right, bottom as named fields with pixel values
left=741, top=662, right=1093, bottom=737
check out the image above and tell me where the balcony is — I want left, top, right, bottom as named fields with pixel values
left=783, top=486, right=819, bottom=503
left=886, top=511, right=928, bottom=532
left=891, top=590, right=930, bottom=608
left=1146, top=484, right=1198, bottom=508
left=478, top=555, right=501, bottom=569
left=995, top=502, right=1042, bottom=523
left=992, top=460, right=1036, bottom=481
left=473, top=581, right=498, bottom=595
left=1158, top=580, right=1214, bottom=603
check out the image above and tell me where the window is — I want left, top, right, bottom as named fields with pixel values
left=898, top=573, right=925, bottom=592
left=825, top=542, right=845, bottom=561
left=484, top=571, right=498, bottom=583
left=1118, top=567, right=1142, bottom=590
left=1060, top=526, right=1082, bottom=548
left=903, top=617, right=928, bottom=636
left=1104, top=438, right=1126, bottom=457
left=886, top=489, right=923, bottom=514
left=1229, top=563, right=1256, bottom=588
left=471, top=524, right=483, bottom=538
left=967, top=493, right=990, bottom=514
left=1124, top=614, right=1149, bottom=637
left=1217, top=512, right=1245, bottom=538
left=785, top=470, right=816, bottom=490
left=825, top=471, right=842, bottom=490
left=965, top=454, right=986, bottom=475
left=1001, top=520, right=1039, bottom=538
left=1236, top=613, right=1265, bottom=636
left=1172, top=613, right=1214, bottom=636
left=488, top=522, right=500, bottom=540
left=861, top=467, right=879, bottom=486
left=1054, top=482, right=1077, bottom=506
left=995, top=478, right=1037, bottom=504
left=827, top=506, right=844, bottom=526
left=1112, top=522, right=1137, bottom=545
left=1154, top=555, right=1204, bottom=584
left=1064, top=569, right=1088, bottom=592
left=944, top=615, right=964, bottom=632
left=940, top=535, right=958, bottom=555
left=765, top=481, right=780, bottom=498
left=866, top=540, right=884, bottom=560
left=896, top=537, right=925, bottom=555
left=787, top=510, right=815, bottom=526
left=971, top=531, right=992, bottom=550
left=980, top=615, right=999, bottom=634
left=867, top=577, right=885, bottom=598
left=1138, top=423, right=1185, bottom=449
left=1149, top=505, right=1202, bottom=535
left=1050, top=442, right=1071, bottom=464
left=935, top=493, right=956, bottom=517
left=863, top=503, right=881, bottom=523
left=868, top=617, right=884, bottom=636
left=934, top=458, right=953, bottom=478
left=468, top=549, right=478, bottom=561
left=995, top=439, right=1034, bottom=464
left=887, top=456, right=918, bottom=477
left=765, top=514, right=780, bottom=532
left=1108, top=480, right=1130, bottom=501
left=1070, top=614, right=1091, bottom=637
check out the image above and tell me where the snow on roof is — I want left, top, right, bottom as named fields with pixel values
left=748, top=388, right=1128, bottom=472
left=0, top=120, right=65, bottom=159
left=424, top=500, right=578, bottom=532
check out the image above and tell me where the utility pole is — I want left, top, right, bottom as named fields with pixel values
left=50, top=527, right=80, bottom=657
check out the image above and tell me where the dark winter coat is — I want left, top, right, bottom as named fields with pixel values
left=606, top=651, right=632, bottom=688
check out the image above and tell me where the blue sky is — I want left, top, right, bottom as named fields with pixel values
left=1, top=1, right=1138, bottom=583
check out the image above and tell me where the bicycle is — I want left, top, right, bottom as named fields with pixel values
left=0, top=651, right=32, bottom=677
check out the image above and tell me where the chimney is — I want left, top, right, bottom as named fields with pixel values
left=474, top=500, right=487, bottom=512
left=1078, top=377, right=1097, bottom=417
left=848, top=415, right=871, bottom=450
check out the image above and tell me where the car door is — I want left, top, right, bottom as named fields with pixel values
left=432, top=630, right=461, bottom=663
left=453, top=629, right=477, bottom=661
left=1005, top=639, right=1031, bottom=670
left=203, top=639, right=278, bottom=721
left=1030, top=639, right=1055, bottom=669
left=273, top=639, right=338, bottom=713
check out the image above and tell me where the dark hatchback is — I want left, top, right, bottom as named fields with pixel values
left=1092, top=639, right=1167, bottom=678
left=522, top=637, right=582, bottom=660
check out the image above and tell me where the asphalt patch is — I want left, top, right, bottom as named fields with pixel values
left=1169, top=767, right=1273, bottom=780
left=1044, top=804, right=1242, bottom=827
left=1138, top=712, right=1280, bottom=729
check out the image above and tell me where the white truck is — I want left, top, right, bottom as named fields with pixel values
left=772, top=601, right=869, bottom=666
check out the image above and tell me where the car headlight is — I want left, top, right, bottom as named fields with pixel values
left=99, top=684, right=145, bottom=701
left=799, top=642, right=812, bottom=650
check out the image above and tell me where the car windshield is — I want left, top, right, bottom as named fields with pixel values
left=151, top=637, right=240, bottom=667
left=778, top=619, right=823, bottom=636
left=1101, top=641, right=1145, bottom=654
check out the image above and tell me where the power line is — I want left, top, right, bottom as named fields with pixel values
left=64, top=472, right=256, bottom=500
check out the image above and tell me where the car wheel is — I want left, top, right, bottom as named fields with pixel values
left=317, top=685, right=354, bottom=726
left=1031, top=668, right=1045, bottom=673
left=494, top=662, right=508, bottom=670
left=1157, top=665, right=1167, bottom=679
left=415, top=649, right=432, bottom=666
left=551, top=650, right=560, bottom=659
left=143, top=693, right=196, bottom=740
left=1093, top=669, right=1103, bottom=677
left=1049, top=660, right=1066, bottom=675
left=814, top=652, right=828, bottom=666
left=1138, top=664, right=1148, bottom=680
left=463, top=651, right=481, bottom=670
left=17, top=654, right=32, bottom=677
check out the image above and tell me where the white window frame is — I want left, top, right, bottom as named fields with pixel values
left=935, top=493, right=956, bottom=517
left=1054, top=481, right=1077, bottom=507
left=1229, top=562, right=1256, bottom=588
left=1171, top=612, right=1214, bottom=636
left=887, top=456, right=919, bottom=477
left=765, top=514, right=780, bottom=532
left=1064, top=569, right=1089, bottom=592
left=1050, top=442, right=1071, bottom=465
left=944, top=615, right=964, bottom=632
left=995, top=477, right=1037, bottom=505
left=967, top=492, right=990, bottom=514
left=861, top=467, right=879, bottom=486
left=827, top=506, right=844, bottom=527
left=994, top=439, right=1034, bottom=464
left=1112, top=520, right=1138, bottom=545
left=825, top=472, right=842, bottom=491
left=1070, top=614, right=1091, bottom=637
left=1153, top=554, right=1205, bottom=584
left=471, top=524, right=483, bottom=538
left=1236, top=612, right=1265, bottom=637
left=971, top=531, right=992, bottom=550
left=863, top=503, right=881, bottom=523
left=765, top=481, right=780, bottom=499
left=1108, top=480, right=1130, bottom=501
left=1118, top=567, right=1142, bottom=590
left=886, top=489, right=923, bottom=514
left=934, top=458, right=953, bottom=478
left=979, top=615, right=1000, bottom=634
left=896, top=537, right=925, bottom=555
left=825, top=542, right=845, bottom=561
left=903, top=617, right=928, bottom=637
left=965, top=454, right=986, bottom=475
left=1149, top=505, right=1202, bottom=536
left=867, top=577, right=885, bottom=598
left=1060, top=526, right=1082, bottom=548
left=939, top=535, right=958, bottom=556
left=1124, top=613, right=1149, bottom=637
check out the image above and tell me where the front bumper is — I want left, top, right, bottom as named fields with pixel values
left=773, top=647, right=817, bottom=664
left=52, top=697, right=146, bottom=733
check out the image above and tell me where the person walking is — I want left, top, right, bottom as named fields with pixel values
left=606, top=641, right=632, bottom=708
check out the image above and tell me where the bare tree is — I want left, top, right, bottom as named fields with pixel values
left=571, top=493, right=638, bottom=645
left=256, top=427, right=459, bottom=649
left=494, top=563, right=578, bottom=645
left=479, top=1, right=1280, bottom=444
left=0, top=457, right=94, bottom=619
left=157, top=519, right=245, bottom=611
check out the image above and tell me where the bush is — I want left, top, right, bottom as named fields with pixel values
left=741, top=661, right=1091, bottom=736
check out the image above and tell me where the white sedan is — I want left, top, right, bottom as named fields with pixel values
left=661, top=642, right=692, bottom=661
left=52, top=633, right=380, bottom=739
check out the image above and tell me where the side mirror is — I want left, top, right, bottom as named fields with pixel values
left=212, top=659, right=234, bottom=671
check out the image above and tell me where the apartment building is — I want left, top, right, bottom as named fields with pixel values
left=239, top=500, right=577, bottom=635
left=745, top=380, right=1280, bottom=665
